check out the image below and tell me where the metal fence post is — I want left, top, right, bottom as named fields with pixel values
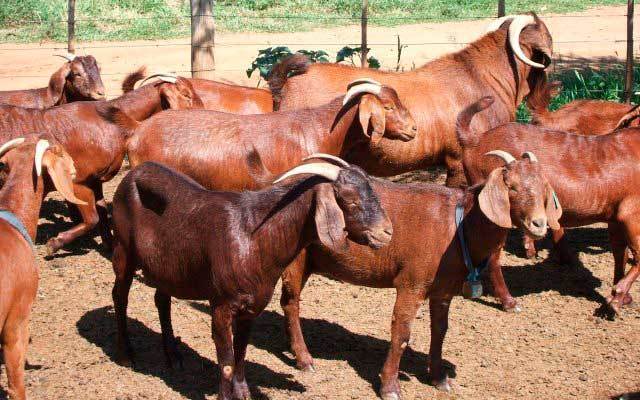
left=498, top=0, right=505, bottom=17
left=361, top=0, right=368, bottom=68
left=67, top=0, right=75, bottom=54
left=191, top=0, right=216, bottom=79
left=624, top=0, right=635, bottom=103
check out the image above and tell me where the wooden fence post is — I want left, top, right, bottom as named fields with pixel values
left=190, top=0, right=215, bottom=79
left=361, top=0, right=368, bottom=68
left=67, top=0, right=75, bottom=54
left=624, top=0, right=635, bottom=103
left=498, top=0, right=505, bottom=17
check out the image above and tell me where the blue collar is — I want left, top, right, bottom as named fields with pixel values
left=454, top=203, right=488, bottom=283
left=0, top=210, right=34, bottom=248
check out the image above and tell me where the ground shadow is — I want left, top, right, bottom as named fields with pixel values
left=612, top=393, right=640, bottom=400
left=77, top=306, right=305, bottom=400
left=189, top=303, right=456, bottom=395
left=504, top=225, right=610, bottom=259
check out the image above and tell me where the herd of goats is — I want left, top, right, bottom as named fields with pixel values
left=1, top=12, right=640, bottom=400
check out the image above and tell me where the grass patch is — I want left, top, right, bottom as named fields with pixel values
left=0, top=0, right=628, bottom=42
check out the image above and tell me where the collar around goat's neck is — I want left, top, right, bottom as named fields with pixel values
left=0, top=209, right=34, bottom=248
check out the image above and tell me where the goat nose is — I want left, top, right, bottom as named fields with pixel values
left=532, top=218, right=546, bottom=228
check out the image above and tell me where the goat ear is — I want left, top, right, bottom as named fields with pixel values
left=41, top=147, right=87, bottom=205
left=47, top=63, right=71, bottom=105
left=359, top=94, right=386, bottom=145
left=314, top=184, right=348, bottom=252
left=479, top=167, right=512, bottom=228
left=545, top=183, right=562, bottom=230
left=158, top=83, right=183, bottom=110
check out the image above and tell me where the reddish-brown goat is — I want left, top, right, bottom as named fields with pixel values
left=457, top=96, right=640, bottom=315
left=0, top=135, right=85, bottom=400
left=111, top=81, right=416, bottom=191
left=110, top=157, right=392, bottom=400
left=268, top=14, right=553, bottom=187
left=277, top=153, right=560, bottom=399
left=0, top=76, right=203, bottom=255
left=526, top=79, right=640, bottom=135
left=0, top=55, right=105, bottom=109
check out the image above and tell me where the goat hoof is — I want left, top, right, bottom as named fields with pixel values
left=623, top=294, right=633, bottom=306
left=433, top=377, right=452, bottom=392
left=233, top=377, right=251, bottom=399
left=606, top=296, right=623, bottom=315
left=525, top=248, right=537, bottom=259
left=381, top=392, right=400, bottom=400
left=45, top=238, right=62, bottom=256
left=164, top=337, right=184, bottom=370
left=296, top=358, right=315, bottom=372
left=504, top=304, right=522, bottom=313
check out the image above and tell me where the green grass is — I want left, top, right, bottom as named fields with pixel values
left=0, top=0, right=628, bottom=42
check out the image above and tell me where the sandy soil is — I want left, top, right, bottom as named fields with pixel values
left=0, top=5, right=638, bottom=98
left=1, top=5, right=640, bottom=400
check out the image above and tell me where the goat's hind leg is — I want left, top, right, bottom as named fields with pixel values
left=111, top=240, right=135, bottom=366
left=232, top=319, right=253, bottom=400
left=211, top=304, right=235, bottom=400
left=608, top=219, right=640, bottom=314
left=154, top=290, right=183, bottom=369
left=2, top=319, right=29, bottom=400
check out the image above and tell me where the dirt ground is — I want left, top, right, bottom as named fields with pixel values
left=1, top=5, right=640, bottom=400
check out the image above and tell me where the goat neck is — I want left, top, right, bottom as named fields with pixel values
left=107, top=84, right=163, bottom=121
left=306, top=96, right=361, bottom=156
left=0, top=164, right=44, bottom=241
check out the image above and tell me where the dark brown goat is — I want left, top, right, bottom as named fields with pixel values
left=0, top=54, right=105, bottom=109
left=123, top=66, right=272, bottom=113
left=268, top=14, right=553, bottom=187
left=526, top=79, right=640, bottom=135
left=278, top=153, right=560, bottom=399
left=457, top=96, right=640, bottom=315
left=112, top=81, right=416, bottom=191
left=0, top=75, right=203, bottom=255
left=110, top=157, right=392, bottom=400
left=0, top=136, right=85, bottom=400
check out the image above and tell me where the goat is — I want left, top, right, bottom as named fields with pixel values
left=0, top=136, right=85, bottom=400
left=457, top=95, right=640, bottom=315
left=268, top=14, right=553, bottom=187
left=276, top=152, right=560, bottom=399
left=110, top=80, right=416, bottom=191
left=123, top=67, right=272, bottom=113
left=526, top=79, right=640, bottom=135
left=0, top=73, right=202, bottom=255
left=0, top=54, right=105, bottom=108
left=110, top=156, right=392, bottom=400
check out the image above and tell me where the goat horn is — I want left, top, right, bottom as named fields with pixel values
left=54, top=53, right=76, bottom=62
left=485, top=15, right=516, bottom=33
left=346, top=78, right=382, bottom=90
left=135, top=73, right=179, bottom=89
left=274, top=162, right=341, bottom=184
left=0, top=138, right=26, bottom=159
left=302, top=153, right=350, bottom=168
left=522, top=151, right=538, bottom=162
left=485, top=150, right=516, bottom=164
left=508, top=15, right=546, bottom=69
left=343, top=83, right=382, bottom=106
left=34, top=139, right=50, bottom=177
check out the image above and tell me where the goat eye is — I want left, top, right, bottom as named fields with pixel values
left=384, top=105, right=393, bottom=111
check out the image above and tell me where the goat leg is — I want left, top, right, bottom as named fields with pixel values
left=92, top=182, right=113, bottom=252
left=379, top=288, right=426, bottom=400
left=46, top=184, right=99, bottom=255
left=550, top=227, right=575, bottom=266
left=154, top=290, right=183, bottom=370
left=211, top=304, right=235, bottom=400
left=609, top=223, right=633, bottom=307
left=232, top=319, right=253, bottom=400
left=280, top=251, right=314, bottom=372
left=428, top=297, right=452, bottom=392
left=486, top=247, right=520, bottom=312
left=522, top=231, right=538, bottom=259
left=111, top=241, right=135, bottom=367
left=2, top=320, right=29, bottom=400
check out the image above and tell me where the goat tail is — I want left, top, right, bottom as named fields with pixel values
left=267, top=53, right=310, bottom=110
left=121, top=66, right=147, bottom=93
left=456, top=96, right=495, bottom=148
left=526, top=79, right=561, bottom=122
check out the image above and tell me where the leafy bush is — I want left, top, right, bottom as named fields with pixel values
left=336, top=46, right=381, bottom=69
left=246, top=46, right=330, bottom=80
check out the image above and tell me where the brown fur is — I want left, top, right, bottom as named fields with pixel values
left=457, top=96, right=640, bottom=315
left=0, top=56, right=105, bottom=109
left=110, top=160, right=392, bottom=399
left=268, top=14, right=553, bottom=187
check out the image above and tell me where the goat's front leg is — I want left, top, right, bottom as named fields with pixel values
left=609, top=222, right=632, bottom=307
left=608, top=219, right=640, bottom=314
left=428, top=297, right=452, bottom=392
left=92, top=182, right=113, bottom=252
left=550, top=227, right=575, bottom=265
left=522, top=231, right=538, bottom=259
left=486, top=247, right=519, bottom=312
left=2, top=319, right=29, bottom=400
left=46, top=183, right=99, bottom=255
left=379, top=288, right=426, bottom=400
left=211, top=304, right=235, bottom=400
left=155, top=290, right=182, bottom=369
left=232, top=319, right=253, bottom=400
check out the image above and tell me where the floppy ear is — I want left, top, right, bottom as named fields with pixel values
left=478, top=167, right=512, bottom=228
left=47, top=63, right=71, bottom=105
left=545, top=183, right=562, bottom=230
left=314, top=184, right=348, bottom=252
left=41, top=147, right=87, bottom=205
left=359, top=94, right=386, bottom=145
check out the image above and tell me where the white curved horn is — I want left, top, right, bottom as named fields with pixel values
left=508, top=15, right=546, bottom=69
left=343, top=83, right=382, bottom=106
left=274, top=162, right=342, bottom=184
left=302, top=153, right=350, bottom=168
left=0, top=138, right=26, bottom=159
left=54, top=53, right=76, bottom=62
left=346, top=78, right=382, bottom=90
left=34, top=139, right=51, bottom=177
left=485, top=150, right=516, bottom=165
left=522, top=151, right=538, bottom=162
left=485, top=15, right=516, bottom=33
left=135, top=73, right=179, bottom=89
